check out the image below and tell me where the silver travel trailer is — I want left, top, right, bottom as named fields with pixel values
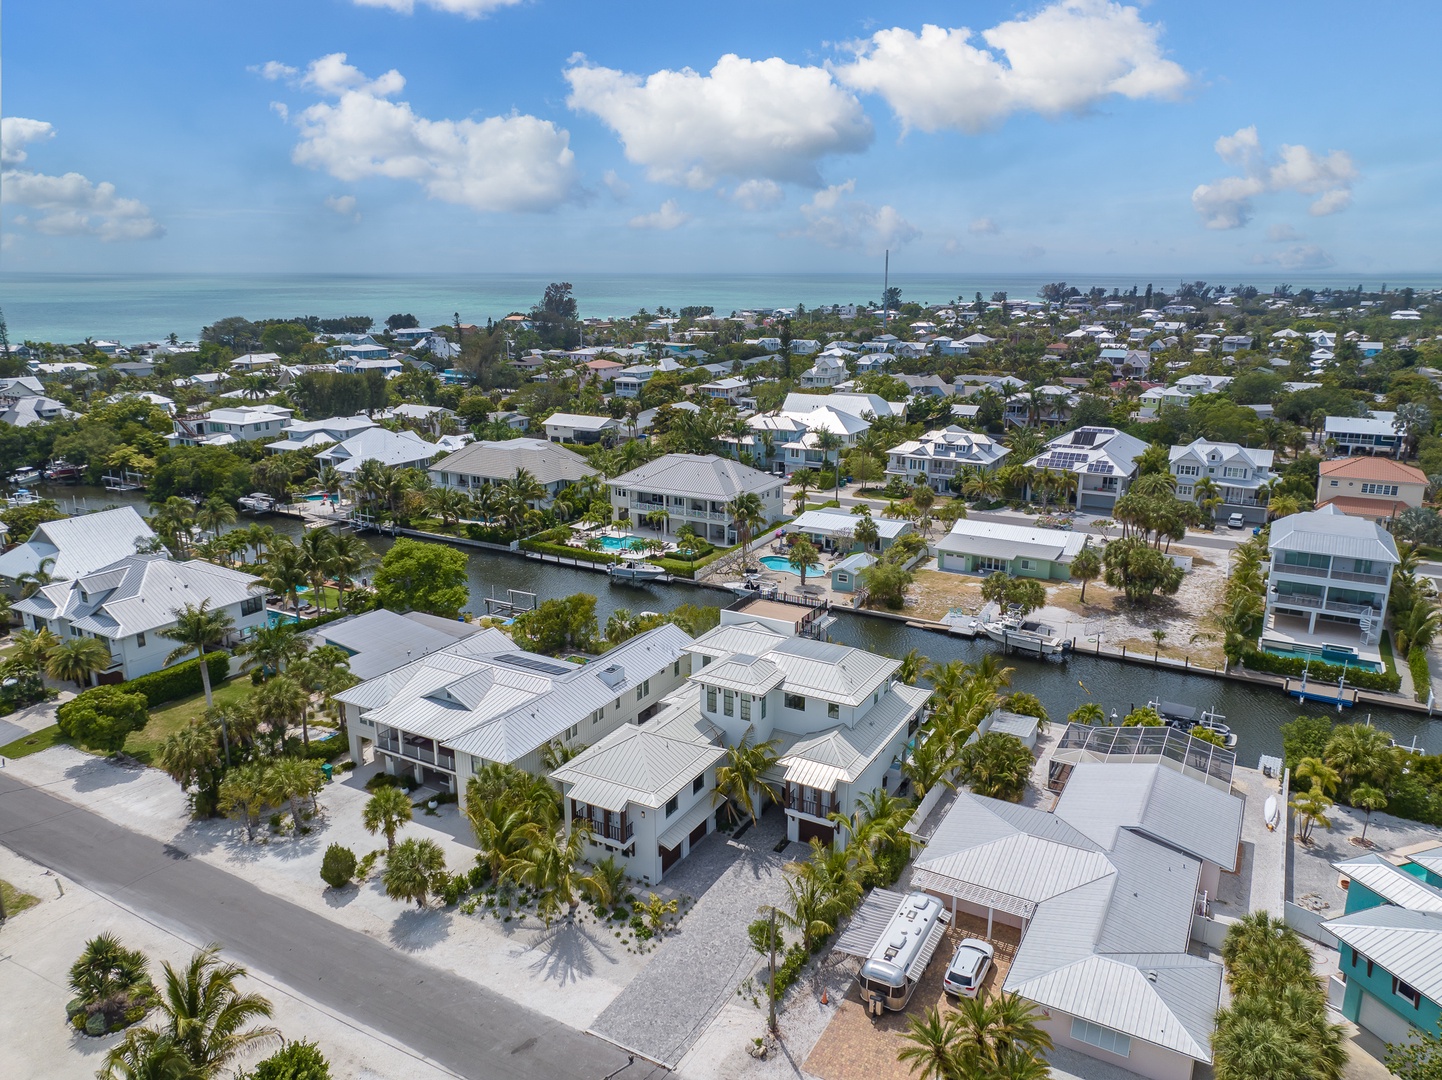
left=857, top=892, right=951, bottom=1014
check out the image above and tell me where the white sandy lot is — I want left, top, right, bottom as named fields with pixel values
left=4, top=747, right=649, bottom=1031
left=0, top=845, right=458, bottom=1080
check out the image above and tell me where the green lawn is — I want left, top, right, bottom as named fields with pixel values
left=0, top=724, right=71, bottom=759
left=1, top=879, right=40, bottom=917
left=125, top=678, right=255, bottom=765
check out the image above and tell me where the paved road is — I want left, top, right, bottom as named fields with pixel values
left=0, top=771, right=661, bottom=1080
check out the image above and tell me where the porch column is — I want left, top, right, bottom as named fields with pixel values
left=987, top=906, right=994, bottom=940
left=1308, top=610, right=1318, bottom=633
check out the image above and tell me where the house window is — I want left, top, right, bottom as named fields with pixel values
left=665, top=795, right=679, bottom=817
left=1361, top=483, right=1400, bottom=496
left=1176, top=464, right=1199, bottom=477
left=566, top=724, right=579, bottom=740
left=674, top=660, right=680, bottom=676
left=637, top=680, right=649, bottom=701
left=784, top=693, right=806, bottom=711
left=1395, top=977, right=1422, bottom=1008
left=592, top=707, right=603, bottom=725
left=694, top=773, right=706, bottom=794
left=706, top=687, right=718, bottom=712
left=723, top=690, right=735, bottom=717
left=1070, top=1018, right=1130, bottom=1057
left=701, top=655, right=711, bottom=666
left=828, top=702, right=840, bottom=719
left=240, top=596, right=263, bottom=617
left=1330, top=480, right=1339, bottom=487
left=761, top=696, right=767, bottom=719
left=136, top=632, right=146, bottom=648
left=1019, top=559, right=1032, bottom=570
left=741, top=695, right=751, bottom=722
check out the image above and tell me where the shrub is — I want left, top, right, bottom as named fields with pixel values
left=355, top=850, right=382, bottom=881
left=1409, top=646, right=1432, bottom=702
left=1243, top=649, right=1401, bottom=692
left=365, top=772, right=404, bottom=792
left=60, top=653, right=232, bottom=719
left=436, top=872, right=467, bottom=907
left=519, top=537, right=621, bottom=565
left=464, top=522, right=517, bottom=544
left=320, top=844, right=357, bottom=888
left=243, top=1038, right=332, bottom=1080
left=55, top=686, right=150, bottom=752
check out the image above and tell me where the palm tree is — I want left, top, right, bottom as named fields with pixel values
left=267, top=756, right=321, bottom=830
left=712, top=729, right=781, bottom=826
left=156, top=721, right=221, bottom=794
left=788, top=536, right=820, bottom=587
left=44, top=635, right=112, bottom=688
left=1069, top=544, right=1102, bottom=602
left=259, top=540, right=307, bottom=612
left=466, top=798, right=538, bottom=881
left=15, top=555, right=58, bottom=598
left=1291, top=788, right=1333, bottom=842
left=218, top=763, right=268, bottom=841
left=953, top=993, right=1053, bottom=1072
left=383, top=837, right=446, bottom=907
left=505, top=823, right=611, bottom=925
left=326, top=532, right=371, bottom=602
left=1324, top=723, right=1397, bottom=793
left=895, top=648, right=925, bottom=685
left=728, top=491, right=766, bottom=569
left=1294, top=756, right=1340, bottom=797
left=1350, top=785, right=1388, bottom=842
left=363, top=784, right=414, bottom=852
left=790, top=469, right=815, bottom=514
left=777, top=873, right=836, bottom=954
left=853, top=511, right=881, bottom=553
left=161, top=600, right=235, bottom=710
left=194, top=497, right=236, bottom=540
left=1067, top=702, right=1105, bottom=725
left=151, top=945, right=279, bottom=1074
left=297, top=529, right=335, bottom=611
left=811, top=428, right=845, bottom=495
left=898, top=1007, right=961, bottom=1080
left=98, top=1029, right=201, bottom=1080
left=236, top=622, right=308, bottom=678
left=69, top=932, right=155, bottom=1033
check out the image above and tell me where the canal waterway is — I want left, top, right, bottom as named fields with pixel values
left=50, top=485, right=1442, bottom=758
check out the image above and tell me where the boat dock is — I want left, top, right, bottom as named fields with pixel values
left=1284, top=677, right=1360, bottom=708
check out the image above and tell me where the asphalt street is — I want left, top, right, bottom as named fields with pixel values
left=0, top=771, right=662, bottom=1080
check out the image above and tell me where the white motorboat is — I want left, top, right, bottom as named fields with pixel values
left=982, top=615, right=1070, bottom=656
left=608, top=559, right=667, bottom=582
left=238, top=492, right=278, bottom=513
left=1148, top=698, right=1238, bottom=748
left=4, top=487, right=42, bottom=508
left=8, top=467, right=41, bottom=485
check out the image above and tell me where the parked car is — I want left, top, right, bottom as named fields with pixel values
left=942, top=939, right=994, bottom=998
left=1227, top=513, right=1246, bottom=529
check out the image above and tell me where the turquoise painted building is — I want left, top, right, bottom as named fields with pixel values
left=830, top=552, right=875, bottom=594
left=1325, top=850, right=1442, bottom=1046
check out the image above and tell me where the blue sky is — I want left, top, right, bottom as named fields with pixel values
left=3, top=0, right=1439, bottom=276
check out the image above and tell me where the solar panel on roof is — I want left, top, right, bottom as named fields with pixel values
left=1085, top=461, right=1114, bottom=474
left=1071, top=430, right=1098, bottom=447
left=494, top=653, right=573, bottom=676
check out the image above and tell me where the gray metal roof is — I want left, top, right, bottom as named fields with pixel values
left=834, top=888, right=909, bottom=958
left=1269, top=504, right=1401, bottom=564
left=936, top=519, right=1088, bottom=563
left=1334, top=854, right=1442, bottom=913
left=553, top=705, right=725, bottom=811
left=686, top=622, right=788, bottom=660
left=1324, top=906, right=1442, bottom=1003
left=1054, top=761, right=1243, bottom=870
left=607, top=453, right=780, bottom=501
left=309, top=609, right=491, bottom=680
left=777, top=682, right=927, bottom=791
left=786, top=509, right=911, bottom=540
left=766, top=636, right=899, bottom=707
left=0, top=506, right=157, bottom=582
left=431, top=437, right=598, bottom=486
left=694, top=654, right=785, bottom=696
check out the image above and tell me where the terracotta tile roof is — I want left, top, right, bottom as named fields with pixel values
left=1317, top=495, right=1409, bottom=520
left=1319, top=456, right=1427, bottom=484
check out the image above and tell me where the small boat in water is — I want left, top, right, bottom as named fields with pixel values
left=983, top=615, right=1070, bottom=656
left=608, top=559, right=668, bottom=583
left=1148, top=698, right=1238, bottom=748
left=238, top=492, right=278, bottom=513
left=8, top=467, right=41, bottom=485
left=43, top=460, right=82, bottom=482
left=4, top=487, right=42, bottom=508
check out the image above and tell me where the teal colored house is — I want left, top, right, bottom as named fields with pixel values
left=1325, top=851, right=1442, bottom=1047
left=830, top=552, right=875, bottom=594
left=935, top=518, right=1088, bottom=581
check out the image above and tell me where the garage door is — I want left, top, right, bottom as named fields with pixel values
left=797, top=817, right=835, bottom=844
left=660, top=843, right=681, bottom=874
left=1358, top=991, right=1417, bottom=1047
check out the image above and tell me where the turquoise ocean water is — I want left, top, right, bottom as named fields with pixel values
left=2, top=271, right=1438, bottom=345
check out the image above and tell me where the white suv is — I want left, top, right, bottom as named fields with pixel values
left=1227, top=513, right=1246, bottom=529
left=942, top=939, right=994, bottom=999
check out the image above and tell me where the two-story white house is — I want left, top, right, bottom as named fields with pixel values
left=1262, top=505, right=1398, bottom=663
left=800, top=355, right=848, bottom=388
left=12, top=556, right=265, bottom=684
left=314, top=427, right=438, bottom=476
left=885, top=427, right=1010, bottom=492
left=1004, top=386, right=1078, bottom=428
left=1026, top=428, right=1149, bottom=513
left=608, top=454, right=783, bottom=545
left=429, top=438, right=597, bottom=505
left=1169, top=438, right=1274, bottom=524
left=265, top=414, right=377, bottom=453
left=1325, top=411, right=1402, bottom=457
left=336, top=623, right=695, bottom=794
left=167, top=404, right=294, bottom=447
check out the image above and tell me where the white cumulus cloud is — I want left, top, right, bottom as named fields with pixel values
left=325, top=194, right=361, bottom=221
left=729, top=179, right=784, bottom=211
left=352, top=0, right=521, bottom=16
left=833, top=1, right=1189, bottom=134
left=1, top=117, right=55, bottom=165
left=279, top=53, right=576, bottom=213
left=790, top=180, right=919, bottom=255
left=1, top=118, right=163, bottom=242
left=628, top=199, right=690, bottom=231
left=250, top=60, right=298, bottom=81
left=1192, top=126, right=1357, bottom=229
left=565, top=53, right=872, bottom=188
left=969, top=216, right=999, bottom=235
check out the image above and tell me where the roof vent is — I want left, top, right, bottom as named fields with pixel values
left=596, top=663, right=626, bottom=689
left=1147, top=970, right=1158, bottom=983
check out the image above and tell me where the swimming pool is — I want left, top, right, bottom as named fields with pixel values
left=760, top=554, right=825, bottom=577
left=1261, top=644, right=1382, bottom=672
left=266, top=611, right=300, bottom=627
left=597, top=534, right=650, bottom=552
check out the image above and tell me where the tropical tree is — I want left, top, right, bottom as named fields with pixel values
left=10, top=626, right=59, bottom=667
left=363, top=784, right=414, bottom=852
left=712, top=729, right=781, bottom=826
left=218, top=763, right=269, bottom=841
left=787, top=536, right=820, bottom=587
left=1067, top=702, right=1105, bottom=725
left=44, top=635, right=112, bottom=689
left=952, top=993, right=1053, bottom=1073
left=69, top=933, right=155, bottom=1035
left=97, top=1029, right=201, bottom=1080
left=259, top=541, right=307, bottom=613
left=151, top=945, right=280, bottom=1075
left=298, top=528, right=336, bottom=611
left=194, top=497, right=236, bottom=540
left=1291, top=788, right=1333, bottom=842
left=161, top=600, right=236, bottom=709
left=1069, top=544, right=1102, bottom=602
left=895, top=648, right=925, bottom=686
left=236, top=622, right=307, bottom=678
left=267, top=756, right=322, bottom=830
left=383, top=837, right=447, bottom=907
left=1294, top=756, right=1340, bottom=797
left=728, top=491, right=766, bottom=570
left=898, top=1007, right=961, bottom=1080
left=156, top=721, right=221, bottom=796
left=505, top=823, right=611, bottom=925
left=956, top=732, right=1034, bottom=802
left=1350, top=785, right=1388, bottom=843
left=1324, top=723, right=1399, bottom=794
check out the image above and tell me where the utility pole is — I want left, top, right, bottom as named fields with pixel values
left=882, top=249, right=890, bottom=330
left=767, top=905, right=779, bottom=1035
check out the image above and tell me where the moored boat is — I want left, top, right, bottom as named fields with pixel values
left=982, top=615, right=1070, bottom=656
left=608, top=559, right=668, bottom=582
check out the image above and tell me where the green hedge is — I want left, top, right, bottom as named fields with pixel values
left=59, top=652, right=231, bottom=725
left=1409, top=646, right=1432, bottom=702
left=464, top=522, right=517, bottom=544
left=519, top=538, right=622, bottom=565
left=1242, top=649, right=1401, bottom=693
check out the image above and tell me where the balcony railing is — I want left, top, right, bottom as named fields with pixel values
left=784, top=792, right=834, bottom=818
left=1271, top=591, right=1380, bottom=617
left=1272, top=562, right=1387, bottom=585
left=577, top=817, right=634, bottom=843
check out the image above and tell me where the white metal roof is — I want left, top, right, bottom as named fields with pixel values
left=1269, top=504, right=1401, bottom=564
left=1325, top=906, right=1442, bottom=1004
left=309, top=609, right=492, bottom=681
left=777, top=682, right=927, bottom=790
left=766, top=637, right=899, bottom=707
left=431, top=437, right=598, bottom=486
left=1324, top=411, right=1396, bottom=436
left=936, top=518, right=1088, bottom=564
left=0, top=506, right=157, bottom=583
left=1334, top=854, right=1442, bottom=913
left=315, top=428, right=438, bottom=474
left=607, top=453, right=780, bottom=501
left=786, top=509, right=910, bottom=540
